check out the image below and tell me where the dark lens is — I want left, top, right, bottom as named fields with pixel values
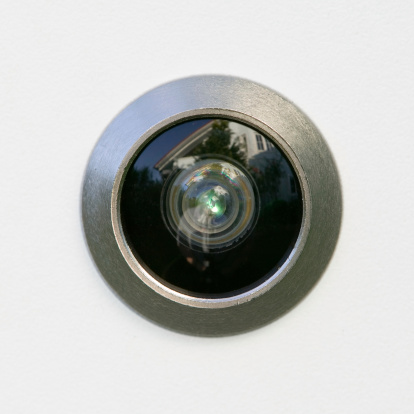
left=120, top=119, right=303, bottom=298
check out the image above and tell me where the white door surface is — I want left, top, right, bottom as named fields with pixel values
left=1, top=2, right=413, bottom=413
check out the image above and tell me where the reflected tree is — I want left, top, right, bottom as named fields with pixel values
left=189, top=120, right=247, bottom=166
left=121, top=166, right=168, bottom=258
left=250, top=158, right=282, bottom=199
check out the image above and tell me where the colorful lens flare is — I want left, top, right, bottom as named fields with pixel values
left=162, top=159, right=259, bottom=251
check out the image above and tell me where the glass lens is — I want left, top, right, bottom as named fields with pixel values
left=120, top=119, right=303, bottom=298
left=162, top=157, right=259, bottom=251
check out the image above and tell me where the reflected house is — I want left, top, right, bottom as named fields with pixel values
left=154, top=121, right=213, bottom=179
left=155, top=120, right=299, bottom=202
left=229, top=122, right=299, bottom=203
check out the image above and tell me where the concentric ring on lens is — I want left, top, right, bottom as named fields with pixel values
left=161, top=157, right=259, bottom=251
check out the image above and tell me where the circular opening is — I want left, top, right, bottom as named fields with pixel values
left=120, top=118, right=303, bottom=298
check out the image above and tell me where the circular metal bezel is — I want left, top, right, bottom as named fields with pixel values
left=82, top=75, right=342, bottom=336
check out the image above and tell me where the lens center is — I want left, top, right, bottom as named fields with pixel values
left=165, top=158, right=256, bottom=246
left=197, top=187, right=227, bottom=219
left=183, top=179, right=235, bottom=233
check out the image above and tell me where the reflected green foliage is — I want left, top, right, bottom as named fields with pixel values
left=124, top=167, right=163, bottom=235
left=122, top=167, right=175, bottom=263
left=190, top=120, right=247, bottom=166
left=128, top=167, right=160, bottom=191
left=250, top=158, right=282, bottom=199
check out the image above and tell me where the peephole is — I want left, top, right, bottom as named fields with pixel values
left=82, top=76, right=342, bottom=336
left=121, top=119, right=302, bottom=298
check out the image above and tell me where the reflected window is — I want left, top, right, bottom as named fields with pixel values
left=266, top=140, right=273, bottom=151
left=256, top=134, right=264, bottom=150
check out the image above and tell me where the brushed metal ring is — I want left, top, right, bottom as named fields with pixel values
left=82, top=75, right=342, bottom=336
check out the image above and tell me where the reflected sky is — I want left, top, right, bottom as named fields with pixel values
left=134, top=119, right=210, bottom=177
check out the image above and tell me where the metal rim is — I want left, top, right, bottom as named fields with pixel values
left=111, top=110, right=311, bottom=308
left=82, top=75, right=342, bottom=336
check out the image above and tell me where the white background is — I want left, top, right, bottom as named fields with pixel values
left=1, top=1, right=414, bottom=413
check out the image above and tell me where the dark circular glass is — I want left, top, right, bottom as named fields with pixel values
left=120, top=118, right=303, bottom=298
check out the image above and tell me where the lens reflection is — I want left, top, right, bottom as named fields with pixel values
left=120, top=119, right=303, bottom=297
left=162, top=158, right=258, bottom=251
left=196, top=187, right=227, bottom=219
